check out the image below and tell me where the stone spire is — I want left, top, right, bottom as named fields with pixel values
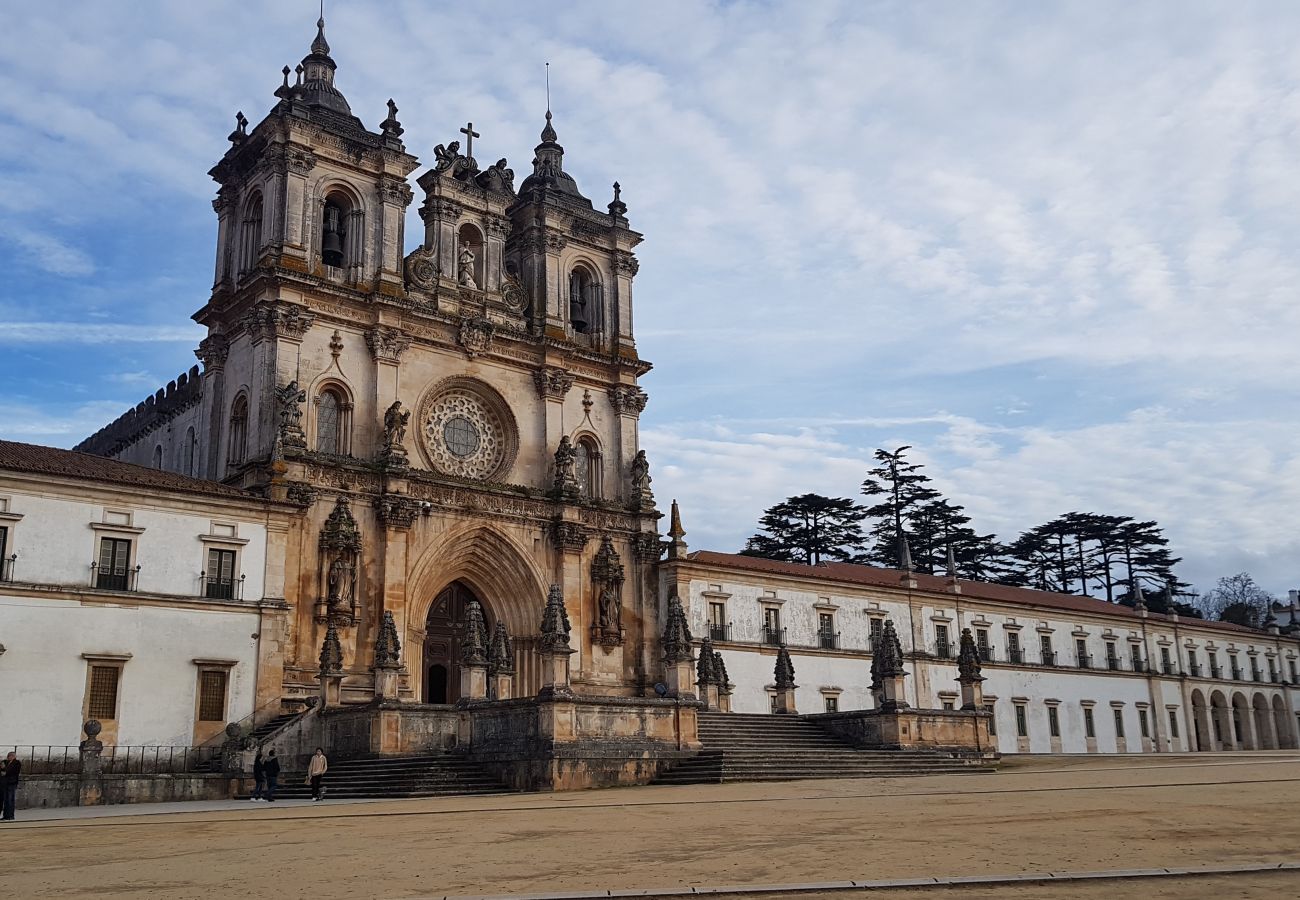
left=373, top=610, right=402, bottom=669
left=661, top=589, right=694, bottom=663
left=696, top=637, right=718, bottom=686
left=774, top=644, right=796, bottom=689
left=666, top=499, right=688, bottom=559
left=878, top=620, right=906, bottom=677
left=489, top=621, right=515, bottom=675
left=294, top=10, right=352, bottom=115
left=540, top=584, right=572, bottom=653
left=461, top=599, right=489, bottom=665
left=868, top=633, right=883, bottom=696
left=1132, top=578, right=1147, bottom=612
left=319, top=620, right=343, bottom=675
left=518, top=109, right=588, bottom=200
left=956, top=628, right=983, bottom=683
left=714, top=651, right=730, bottom=689
left=945, top=543, right=962, bottom=594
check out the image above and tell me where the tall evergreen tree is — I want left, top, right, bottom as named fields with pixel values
left=860, top=446, right=939, bottom=567
left=740, top=494, right=867, bottom=565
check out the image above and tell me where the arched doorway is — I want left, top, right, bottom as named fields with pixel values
left=1272, top=696, right=1295, bottom=750
left=423, top=581, right=492, bottom=703
left=1190, top=690, right=1211, bottom=752
left=1231, top=692, right=1255, bottom=750
left=1252, top=693, right=1276, bottom=750
left=1209, top=690, right=1232, bottom=751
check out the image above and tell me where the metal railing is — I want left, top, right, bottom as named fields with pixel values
left=708, top=623, right=731, bottom=643
left=761, top=625, right=786, bottom=647
left=978, top=646, right=995, bottom=663
left=1040, top=651, right=1057, bottom=666
left=935, top=640, right=952, bottom=659
left=91, top=563, right=140, bottom=592
left=1008, top=647, right=1024, bottom=664
left=1231, top=666, right=1243, bottom=680
left=0, top=554, right=14, bottom=582
left=203, top=574, right=247, bottom=600
left=1077, top=654, right=1092, bottom=669
left=1211, top=665, right=1223, bottom=679
left=818, top=630, right=840, bottom=650
left=1161, top=662, right=1175, bottom=675
left=1189, top=664, right=1202, bottom=677
left=1, top=744, right=222, bottom=776
left=1106, top=656, right=1122, bottom=671
left=1131, top=659, right=1147, bottom=673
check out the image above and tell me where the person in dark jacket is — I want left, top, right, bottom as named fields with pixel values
left=250, top=750, right=267, bottom=802
left=263, top=749, right=280, bottom=803
left=1, top=751, right=20, bottom=821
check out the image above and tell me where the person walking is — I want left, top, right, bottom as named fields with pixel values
left=307, top=747, right=328, bottom=802
left=1, top=751, right=21, bottom=821
left=250, top=750, right=267, bottom=802
left=263, top=749, right=280, bottom=803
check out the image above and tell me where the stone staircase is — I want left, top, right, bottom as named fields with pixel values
left=653, top=711, right=993, bottom=785
left=267, top=754, right=508, bottom=800
left=248, top=711, right=300, bottom=745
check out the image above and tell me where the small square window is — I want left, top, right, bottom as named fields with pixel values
left=824, top=696, right=839, bottom=713
left=942, top=701, right=954, bottom=711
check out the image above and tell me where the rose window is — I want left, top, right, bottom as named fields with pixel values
left=420, top=387, right=510, bottom=479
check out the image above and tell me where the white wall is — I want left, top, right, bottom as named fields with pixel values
left=0, top=596, right=260, bottom=746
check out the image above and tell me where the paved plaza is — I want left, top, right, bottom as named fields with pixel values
left=3, top=754, right=1298, bottom=899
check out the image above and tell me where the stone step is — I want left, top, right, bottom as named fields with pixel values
left=246, top=753, right=506, bottom=800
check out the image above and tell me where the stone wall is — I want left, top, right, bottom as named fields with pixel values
left=807, top=707, right=997, bottom=758
left=16, top=773, right=246, bottom=810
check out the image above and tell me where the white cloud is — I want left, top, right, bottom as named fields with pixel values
left=0, top=323, right=202, bottom=344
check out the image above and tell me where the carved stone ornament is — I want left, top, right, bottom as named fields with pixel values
left=276, top=380, right=308, bottom=450
left=549, top=519, right=590, bottom=553
left=432, top=139, right=477, bottom=180
left=366, top=326, right=412, bottom=363
left=374, top=610, right=402, bottom=669
left=545, top=232, right=568, bottom=253
left=552, top=435, right=580, bottom=500
left=417, top=379, right=518, bottom=481
left=590, top=536, right=626, bottom=649
left=714, top=651, right=731, bottom=692
left=488, top=621, right=515, bottom=675
left=319, top=620, right=344, bottom=675
left=540, top=584, right=573, bottom=654
left=195, top=335, right=230, bottom=371
left=285, top=481, right=319, bottom=508
left=878, top=620, right=907, bottom=678
left=379, top=400, right=410, bottom=468
left=500, top=273, right=527, bottom=312
left=242, top=302, right=316, bottom=344
left=697, top=637, right=718, bottom=686
left=457, top=315, right=495, bottom=357
left=533, top=367, right=575, bottom=400
left=661, top=589, right=693, bottom=663
left=632, top=531, right=665, bottom=562
left=461, top=599, right=490, bottom=665
left=285, top=146, right=316, bottom=176
left=956, top=627, right=984, bottom=683
left=608, top=385, right=648, bottom=417
left=317, top=496, right=362, bottom=626
left=628, top=449, right=654, bottom=510
left=403, top=245, right=439, bottom=291
left=379, top=175, right=413, bottom=207
left=484, top=215, right=513, bottom=238
left=373, top=494, right=418, bottom=530
left=615, top=250, right=640, bottom=276
left=774, top=644, right=796, bottom=689
left=476, top=162, right=516, bottom=196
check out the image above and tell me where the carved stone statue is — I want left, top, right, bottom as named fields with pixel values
left=433, top=140, right=461, bottom=171
left=327, top=555, right=353, bottom=611
left=629, top=449, right=654, bottom=509
left=475, top=158, right=516, bottom=194
left=276, top=380, right=307, bottom=449
left=458, top=246, right=477, bottom=288
left=382, top=401, right=409, bottom=447
left=553, top=435, right=578, bottom=498
left=590, top=536, right=625, bottom=649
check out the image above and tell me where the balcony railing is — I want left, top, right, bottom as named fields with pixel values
left=1131, top=659, right=1147, bottom=673
left=1270, top=672, right=1280, bottom=684
left=92, top=563, right=140, bottom=592
left=1189, top=664, right=1202, bottom=677
left=978, top=646, right=995, bottom=663
left=1211, top=665, right=1222, bottom=679
left=1040, top=650, right=1056, bottom=666
left=762, top=625, right=786, bottom=647
left=1250, top=668, right=1261, bottom=682
left=935, top=641, right=952, bottom=659
left=1161, top=662, right=1175, bottom=675
left=708, top=623, right=731, bottom=643
left=203, top=575, right=245, bottom=601
left=1106, top=656, right=1121, bottom=671
left=1007, top=648, right=1024, bottom=664
left=1077, top=654, right=1092, bottom=669
left=1231, top=666, right=1243, bottom=680
left=0, top=554, right=14, bottom=582
left=818, top=631, right=840, bottom=650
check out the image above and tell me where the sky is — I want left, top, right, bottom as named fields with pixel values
left=2, top=1, right=1299, bottom=597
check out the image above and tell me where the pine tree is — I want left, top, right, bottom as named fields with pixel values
left=740, top=494, right=867, bottom=565
left=860, top=446, right=940, bottom=567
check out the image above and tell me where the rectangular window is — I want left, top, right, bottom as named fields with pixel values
left=1015, top=703, right=1028, bottom=738
left=1076, top=639, right=1090, bottom=668
left=1139, top=709, right=1149, bottom=738
left=935, top=623, right=950, bottom=657
left=198, top=670, right=228, bottom=721
left=1113, top=708, right=1125, bottom=738
left=1210, top=651, right=1220, bottom=677
left=1040, top=634, right=1054, bottom=665
left=1084, top=706, right=1096, bottom=738
left=976, top=628, right=991, bottom=662
left=769, top=693, right=779, bottom=713
left=1188, top=650, right=1199, bottom=672
left=205, top=548, right=237, bottom=599
left=1130, top=644, right=1143, bottom=670
left=1290, top=660, right=1297, bottom=683
left=1230, top=654, right=1241, bottom=680
left=709, top=602, right=727, bottom=642
left=818, top=612, right=836, bottom=649
left=1160, top=647, right=1172, bottom=673
left=0, top=524, right=9, bottom=581
left=1048, top=706, right=1060, bottom=738
left=824, top=695, right=838, bottom=713
left=1250, top=658, right=1261, bottom=682
left=984, top=704, right=996, bottom=735
left=1267, top=658, right=1277, bottom=682
left=763, top=607, right=782, bottom=645
left=87, top=665, right=120, bottom=720
left=1168, top=710, right=1180, bottom=738
left=96, top=537, right=132, bottom=591
left=869, top=617, right=883, bottom=646
left=1007, top=631, right=1022, bottom=664
left=1105, top=641, right=1119, bottom=669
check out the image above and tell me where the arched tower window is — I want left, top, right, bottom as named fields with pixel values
left=321, top=189, right=363, bottom=274
left=315, top=386, right=351, bottom=455
left=152, top=444, right=164, bottom=470
left=228, top=394, right=249, bottom=466
left=184, top=427, right=196, bottom=476
left=240, top=192, right=264, bottom=276
left=574, top=436, right=602, bottom=499
left=456, top=223, right=485, bottom=289
left=568, top=266, right=601, bottom=335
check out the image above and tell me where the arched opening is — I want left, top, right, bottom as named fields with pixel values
left=1252, top=693, right=1276, bottom=750
left=1231, top=692, right=1255, bottom=749
left=240, top=191, right=264, bottom=276
left=423, top=581, right=493, bottom=704
left=1190, top=690, right=1211, bottom=752
left=183, top=426, right=196, bottom=476
left=315, top=385, right=350, bottom=455
left=152, top=444, right=164, bottom=469
left=1273, top=696, right=1295, bottom=750
left=568, top=265, right=601, bottom=335
left=1209, top=690, right=1232, bottom=751
left=574, top=436, right=601, bottom=499
left=456, top=223, right=485, bottom=289
left=228, top=394, right=249, bottom=467
left=322, top=195, right=348, bottom=268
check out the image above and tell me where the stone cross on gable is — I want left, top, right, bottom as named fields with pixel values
left=460, top=122, right=480, bottom=159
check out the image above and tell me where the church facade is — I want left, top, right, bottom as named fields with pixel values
left=2, top=18, right=1297, bottom=785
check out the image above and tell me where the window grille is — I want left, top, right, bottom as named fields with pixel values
left=198, top=670, right=228, bottom=722
left=88, top=666, right=120, bottom=720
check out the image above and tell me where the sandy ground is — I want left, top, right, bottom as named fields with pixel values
left=2, top=753, right=1298, bottom=899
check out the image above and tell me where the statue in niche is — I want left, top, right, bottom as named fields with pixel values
left=458, top=246, right=477, bottom=288
left=590, top=536, right=625, bottom=649
left=630, top=450, right=652, bottom=492
left=598, top=585, right=619, bottom=633
left=553, top=435, right=578, bottom=497
left=382, top=401, right=409, bottom=448
left=276, top=380, right=307, bottom=448
left=326, top=554, right=355, bottom=617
